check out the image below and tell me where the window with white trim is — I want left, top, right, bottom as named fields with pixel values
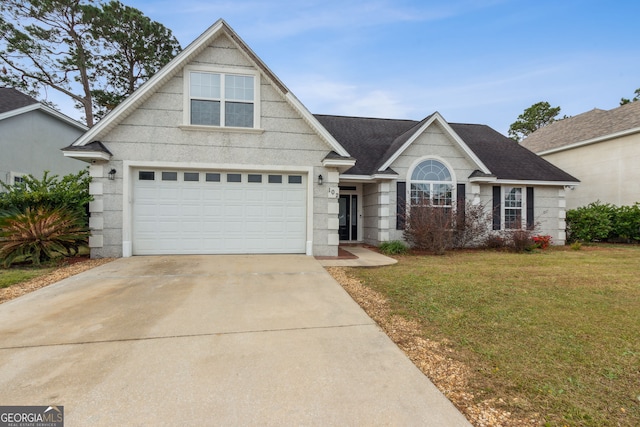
left=409, top=160, right=453, bottom=206
left=503, top=186, right=524, bottom=229
left=188, top=70, right=256, bottom=128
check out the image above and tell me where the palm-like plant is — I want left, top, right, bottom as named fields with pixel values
left=0, top=207, right=90, bottom=267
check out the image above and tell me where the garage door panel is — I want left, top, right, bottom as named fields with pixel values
left=133, top=169, right=307, bottom=255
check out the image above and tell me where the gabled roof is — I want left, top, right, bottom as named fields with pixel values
left=522, top=101, right=640, bottom=154
left=314, top=115, right=417, bottom=175
left=317, top=113, right=578, bottom=183
left=0, top=88, right=87, bottom=130
left=0, top=88, right=38, bottom=113
left=451, top=123, right=577, bottom=182
left=68, top=19, right=351, bottom=159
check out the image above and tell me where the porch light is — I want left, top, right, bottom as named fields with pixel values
left=318, top=174, right=323, bottom=185
left=108, top=168, right=117, bottom=180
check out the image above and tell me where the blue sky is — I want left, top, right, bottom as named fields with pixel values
left=57, top=0, right=640, bottom=135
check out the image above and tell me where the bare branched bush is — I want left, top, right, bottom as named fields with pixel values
left=403, top=200, right=493, bottom=254
left=403, top=203, right=454, bottom=255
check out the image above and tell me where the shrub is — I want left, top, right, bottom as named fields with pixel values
left=452, top=202, right=493, bottom=248
left=611, top=203, right=640, bottom=242
left=403, top=200, right=493, bottom=255
left=508, top=229, right=536, bottom=253
left=484, top=234, right=507, bottom=249
left=379, top=240, right=408, bottom=255
left=0, top=170, right=92, bottom=224
left=532, top=235, right=552, bottom=249
left=566, top=201, right=614, bottom=242
left=0, top=207, right=89, bottom=267
left=403, top=202, right=455, bottom=255
left=570, top=241, right=582, bottom=251
left=567, top=201, right=640, bottom=243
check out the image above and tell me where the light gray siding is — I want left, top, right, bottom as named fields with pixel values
left=0, top=109, right=85, bottom=186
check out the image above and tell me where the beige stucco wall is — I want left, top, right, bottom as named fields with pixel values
left=375, top=122, right=568, bottom=246
left=542, top=132, right=640, bottom=209
left=89, top=33, right=338, bottom=258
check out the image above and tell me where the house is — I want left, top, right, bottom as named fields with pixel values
left=522, top=101, right=640, bottom=209
left=62, top=19, right=578, bottom=258
left=0, top=88, right=88, bottom=186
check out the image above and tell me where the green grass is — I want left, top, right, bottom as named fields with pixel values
left=350, top=245, right=640, bottom=426
left=0, top=266, right=54, bottom=288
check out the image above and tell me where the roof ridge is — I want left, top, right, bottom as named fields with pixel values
left=313, top=113, right=418, bottom=122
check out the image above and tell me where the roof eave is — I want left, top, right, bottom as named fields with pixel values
left=492, top=179, right=580, bottom=187
left=537, top=126, right=640, bottom=155
left=62, top=150, right=111, bottom=162
left=0, top=103, right=87, bottom=131
left=322, top=156, right=356, bottom=173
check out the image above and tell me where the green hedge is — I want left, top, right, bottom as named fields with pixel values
left=566, top=201, right=640, bottom=243
left=0, top=170, right=92, bottom=224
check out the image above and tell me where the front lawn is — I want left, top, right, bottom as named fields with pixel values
left=348, top=245, right=640, bottom=426
left=0, top=266, right=54, bottom=288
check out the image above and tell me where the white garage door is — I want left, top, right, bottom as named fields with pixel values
left=132, top=169, right=307, bottom=255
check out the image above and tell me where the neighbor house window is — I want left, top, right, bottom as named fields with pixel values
left=409, top=159, right=453, bottom=206
left=503, top=187, right=523, bottom=229
left=188, top=69, right=256, bottom=128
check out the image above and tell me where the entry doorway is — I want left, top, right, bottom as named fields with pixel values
left=339, top=194, right=358, bottom=241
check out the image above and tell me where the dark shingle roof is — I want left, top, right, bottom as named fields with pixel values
left=314, top=115, right=417, bottom=175
left=62, top=140, right=113, bottom=156
left=0, top=88, right=39, bottom=114
left=451, top=123, right=578, bottom=182
left=522, top=101, right=640, bottom=153
left=316, top=114, right=578, bottom=183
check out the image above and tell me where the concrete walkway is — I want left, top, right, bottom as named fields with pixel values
left=0, top=255, right=469, bottom=426
left=317, top=245, right=398, bottom=267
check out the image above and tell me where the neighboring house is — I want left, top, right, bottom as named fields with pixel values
left=522, top=101, right=640, bottom=209
left=0, top=88, right=88, bottom=187
left=63, top=20, right=578, bottom=258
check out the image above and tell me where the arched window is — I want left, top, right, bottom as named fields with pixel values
left=410, top=159, right=454, bottom=206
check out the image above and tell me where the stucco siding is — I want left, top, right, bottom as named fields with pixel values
left=90, top=33, right=337, bottom=258
left=542, top=133, right=640, bottom=208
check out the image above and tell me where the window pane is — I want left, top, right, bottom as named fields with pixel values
left=411, top=160, right=451, bottom=181
left=410, top=183, right=430, bottom=204
left=268, top=175, right=282, bottom=184
left=205, top=173, right=220, bottom=182
left=190, top=72, right=220, bottom=98
left=162, top=171, right=177, bottom=181
left=139, top=171, right=155, bottom=180
left=248, top=174, right=262, bottom=183
left=504, top=187, right=522, bottom=207
left=225, top=75, right=254, bottom=101
left=191, top=100, right=220, bottom=125
left=225, top=102, right=254, bottom=127
left=227, top=173, right=241, bottom=183
left=505, top=209, right=522, bottom=229
left=184, top=172, right=199, bottom=182
left=433, top=184, right=453, bottom=206
left=288, top=175, right=302, bottom=184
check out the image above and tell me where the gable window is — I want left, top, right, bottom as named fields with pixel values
left=409, top=160, right=453, bottom=206
left=188, top=69, right=256, bottom=128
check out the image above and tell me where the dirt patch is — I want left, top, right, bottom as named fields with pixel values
left=0, top=258, right=114, bottom=304
left=326, top=266, right=541, bottom=427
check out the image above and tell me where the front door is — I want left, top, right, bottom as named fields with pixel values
left=339, top=194, right=358, bottom=241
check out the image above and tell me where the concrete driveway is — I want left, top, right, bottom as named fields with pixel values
left=0, top=255, right=470, bottom=426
